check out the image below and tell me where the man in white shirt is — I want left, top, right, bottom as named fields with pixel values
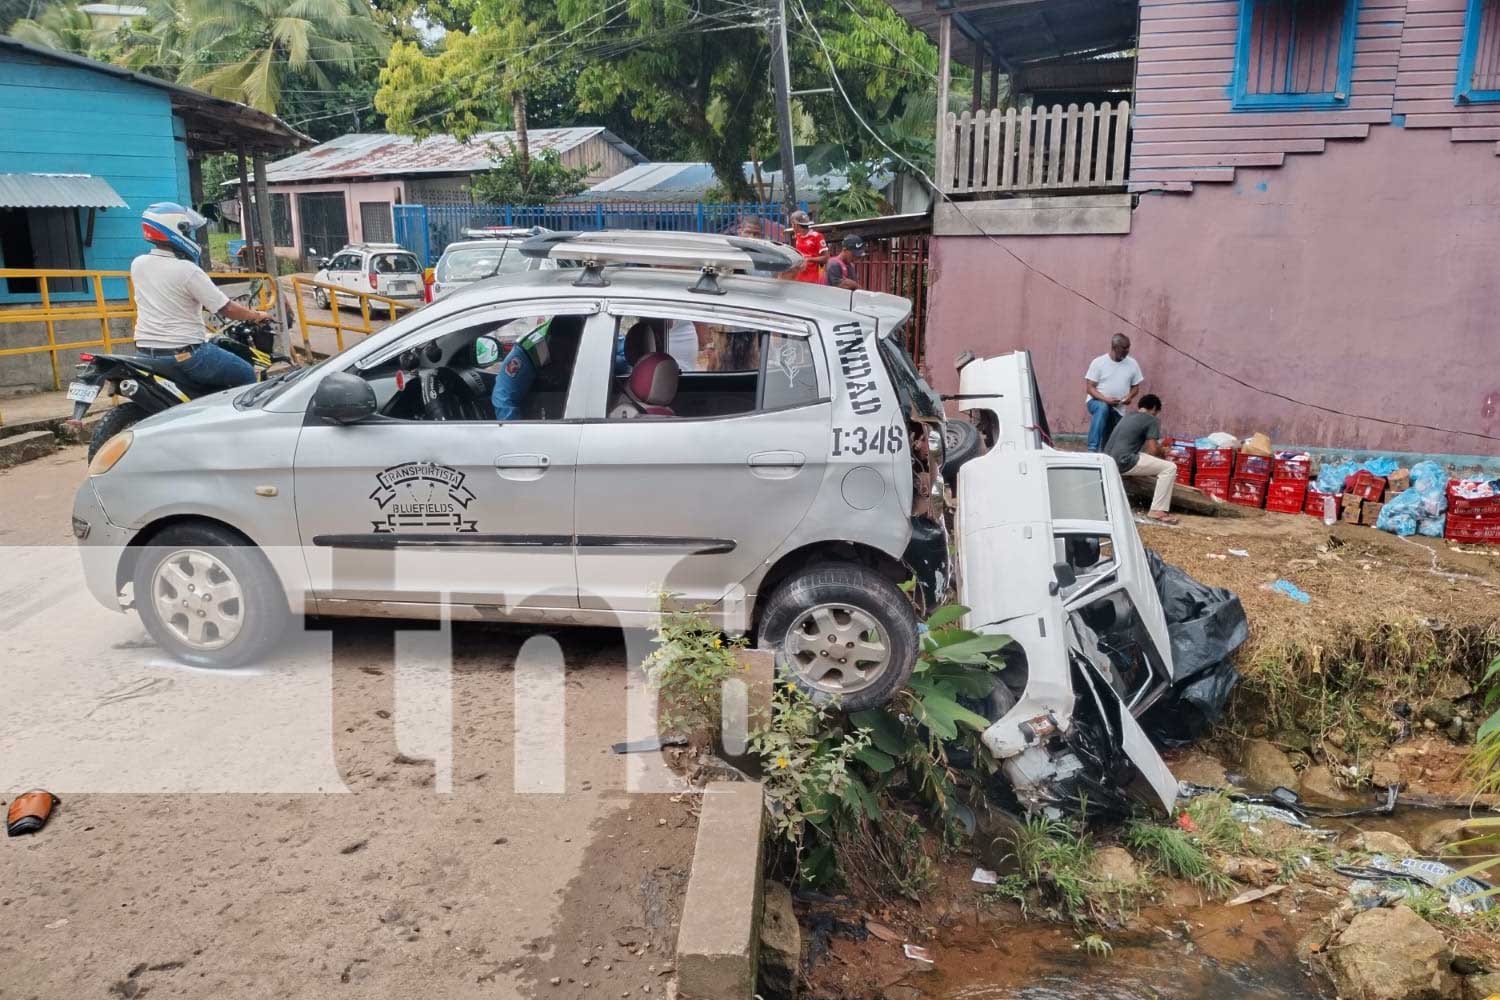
left=1083, top=333, right=1144, bottom=452
left=131, top=203, right=274, bottom=389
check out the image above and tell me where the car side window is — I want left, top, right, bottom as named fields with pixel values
left=760, top=333, right=819, bottom=410
left=355, top=310, right=591, bottom=422
left=606, top=315, right=820, bottom=420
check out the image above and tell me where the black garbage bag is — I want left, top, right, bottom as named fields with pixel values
left=1139, top=549, right=1249, bottom=746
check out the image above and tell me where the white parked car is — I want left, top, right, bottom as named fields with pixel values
left=312, top=243, right=424, bottom=312
left=430, top=227, right=562, bottom=301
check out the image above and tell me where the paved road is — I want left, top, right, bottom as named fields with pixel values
left=277, top=276, right=403, bottom=360
left=0, top=448, right=697, bottom=1000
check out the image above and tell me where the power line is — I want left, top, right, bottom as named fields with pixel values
left=789, top=0, right=1500, bottom=446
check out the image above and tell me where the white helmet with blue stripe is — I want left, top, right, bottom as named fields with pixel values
left=142, top=202, right=208, bottom=264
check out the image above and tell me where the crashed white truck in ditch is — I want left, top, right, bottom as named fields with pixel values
left=952, top=352, right=1217, bottom=818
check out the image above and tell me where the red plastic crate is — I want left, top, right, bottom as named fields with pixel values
left=1197, top=448, right=1234, bottom=474
left=1266, top=480, right=1307, bottom=514
left=1273, top=455, right=1311, bottom=482
left=1168, top=450, right=1195, bottom=484
left=1228, top=476, right=1267, bottom=508
left=1447, top=483, right=1500, bottom=518
left=1195, top=473, right=1230, bottom=500
left=1350, top=470, right=1387, bottom=502
left=1446, top=514, right=1500, bottom=544
left=1304, top=488, right=1341, bottom=519
left=1234, top=453, right=1273, bottom=481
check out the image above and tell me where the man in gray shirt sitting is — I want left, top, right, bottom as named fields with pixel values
left=1104, top=394, right=1179, bottom=525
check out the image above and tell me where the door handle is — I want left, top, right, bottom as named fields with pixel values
left=496, top=453, right=550, bottom=482
left=748, top=450, right=805, bottom=468
left=496, top=454, right=550, bottom=469
left=747, top=451, right=805, bottom=479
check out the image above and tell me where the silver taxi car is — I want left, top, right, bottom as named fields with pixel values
left=74, top=231, right=950, bottom=711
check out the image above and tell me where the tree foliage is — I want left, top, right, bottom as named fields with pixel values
left=182, top=0, right=390, bottom=113
left=374, top=0, right=942, bottom=201
left=466, top=146, right=591, bottom=204
left=9, top=3, right=109, bottom=54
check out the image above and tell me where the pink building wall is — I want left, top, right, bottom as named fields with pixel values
left=925, top=124, right=1500, bottom=455
left=262, top=179, right=408, bottom=256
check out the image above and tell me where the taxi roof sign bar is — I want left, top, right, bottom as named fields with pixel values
left=519, top=230, right=802, bottom=294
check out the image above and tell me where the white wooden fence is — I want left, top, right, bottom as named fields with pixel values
left=940, top=101, right=1131, bottom=195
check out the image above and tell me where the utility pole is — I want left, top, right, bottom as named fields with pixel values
left=768, top=0, right=798, bottom=211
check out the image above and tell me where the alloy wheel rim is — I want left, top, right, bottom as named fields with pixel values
left=151, top=548, right=245, bottom=651
left=781, top=603, right=890, bottom=697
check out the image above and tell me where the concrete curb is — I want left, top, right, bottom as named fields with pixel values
left=675, top=781, right=766, bottom=1000
left=0, top=429, right=58, bottom=468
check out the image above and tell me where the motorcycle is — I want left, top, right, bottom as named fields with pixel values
left=70, top=314, right=295, bottom=461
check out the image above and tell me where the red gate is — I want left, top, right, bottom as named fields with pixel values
left=850, top=235, right=931, bottom=369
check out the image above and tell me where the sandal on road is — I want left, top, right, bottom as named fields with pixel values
left=1146, top=512, right=1181, bottom=526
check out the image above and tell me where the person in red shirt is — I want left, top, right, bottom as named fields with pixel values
left=788, top=210, right=828, bottom=283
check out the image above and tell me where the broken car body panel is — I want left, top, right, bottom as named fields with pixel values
left=956, top=351, right=1178, bottom=814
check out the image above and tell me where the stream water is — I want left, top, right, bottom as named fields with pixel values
left=900, top=806, right=1496, bottom=1000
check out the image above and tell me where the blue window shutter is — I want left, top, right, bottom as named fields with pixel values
left=1232, top=0, right=1361, bottom=110
left=1457, top=0, right=1500, bottom=103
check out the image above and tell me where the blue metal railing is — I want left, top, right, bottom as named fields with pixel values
left=393, top=201, right=803, bottom=266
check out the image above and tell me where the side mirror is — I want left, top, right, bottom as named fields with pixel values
left=318, top=257, right=331, bottom=269
left=310, top=371, right=376, bottom=425
left=1049, top=561, right=1077, bottom=596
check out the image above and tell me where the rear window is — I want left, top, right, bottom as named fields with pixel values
left=437, top=246, right=529, bottom=283
left=370, top=252, right=420, bottom=274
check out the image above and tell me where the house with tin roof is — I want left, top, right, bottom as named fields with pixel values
left=253, top=128, right=646, bottom=260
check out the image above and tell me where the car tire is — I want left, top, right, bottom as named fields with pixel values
left=943, top=417, right=984, bottom=482
left=314, top=287, right=330, bottom=310
left=132, top=522, right=290, bottom=669
left=87, top=403, right=147, bottom=462
left=758, top=563, right=919, bottom=711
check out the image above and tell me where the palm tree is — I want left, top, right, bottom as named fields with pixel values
left=182, top=0, right=389, bottom=114
left=110, top=0, right=187, bottom=79
left=9, top=4, right=110, bottom=56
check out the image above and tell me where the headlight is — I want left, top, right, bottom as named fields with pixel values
left=89, top=430, right=133, bottom=476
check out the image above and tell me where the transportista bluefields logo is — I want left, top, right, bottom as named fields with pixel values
left=369, top=462, right=478, bottom=533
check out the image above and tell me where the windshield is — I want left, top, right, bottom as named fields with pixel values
left=371, top=252, right=420, bottom=274
left=437, top=245, right=529, bottom=283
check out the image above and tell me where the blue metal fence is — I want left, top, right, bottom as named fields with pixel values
left=393, top=201, right=803, bottom=266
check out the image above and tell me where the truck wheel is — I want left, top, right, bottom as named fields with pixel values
left=758, top=563, right=918, bottom=711
left=132, top=522, right=290, bottom=669
left=87, top=403, right=147, bottom=462
left=943, top=417, right=984, bottom=482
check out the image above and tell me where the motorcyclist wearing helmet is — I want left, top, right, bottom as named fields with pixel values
left=130, top=203, right=274, bottom=389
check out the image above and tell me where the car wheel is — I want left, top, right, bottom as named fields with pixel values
left=132, top=522, right=290, bottom=668
left=943, top=417, right=984, bottom=482
left=314, top=287, right=330, bottom=310
left=758, top=563, right=918, bottom=711
left=87, top=403, right=147, bottom=462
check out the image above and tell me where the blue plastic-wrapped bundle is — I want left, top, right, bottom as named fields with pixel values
left=1376, top=461, right=1451, bottom=536
left=1315, top=461, right=1358, bottom=494
left=1360, top=457, right=1400, bottom=478
left=1410, top=460, right=1449, bottom=497
left=1376, top=490, right=1421, bottom=536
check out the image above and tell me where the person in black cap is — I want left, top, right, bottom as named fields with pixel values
left=825, top=235, right=866, bottom=290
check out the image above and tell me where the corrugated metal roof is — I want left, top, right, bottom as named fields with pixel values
left=579, top=161, right=882, bottom=203
left=264, top=129, right=646, bottom=183
left=0, top=173, right=128, bottom=208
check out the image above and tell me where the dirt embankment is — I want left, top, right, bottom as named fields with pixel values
left=1141, top=512, right=1500, bottom=756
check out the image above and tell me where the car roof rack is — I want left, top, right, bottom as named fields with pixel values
left=519, top=230, right=802, bottom=294
left=461, top=226, right=546, bottom=240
